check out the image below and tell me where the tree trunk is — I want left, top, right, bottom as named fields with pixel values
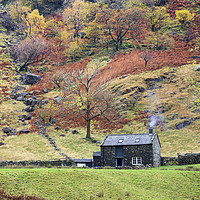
left=115, top=42, right=119, bottom=51
left=145, top=60, right=148, bottom=68
left=86, top=119, right=91, bottom=139
left=19, top=64, right=28, bottom=72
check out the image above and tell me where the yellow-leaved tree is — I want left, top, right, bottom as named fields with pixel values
left=85, top=20, right=103, bottom=44
left=63, top=0, right=90, bottom=39
left=146, top=6, right=171, bottom=32
left=8, top=0, right=31, bottom=24
left=44, top=19, right=63, bottom=38
left=25, top=9, right=46, bottom=36
left=65, top=40, right=86, bottom=61
left=175, top=9, right=195, bottom=25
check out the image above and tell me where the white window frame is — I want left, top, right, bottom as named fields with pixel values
left=132, top=157, right=142, bottom=165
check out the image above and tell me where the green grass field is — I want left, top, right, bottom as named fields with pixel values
left=0, top=166, right=200, bottom=200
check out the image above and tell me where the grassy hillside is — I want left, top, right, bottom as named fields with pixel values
left=0, top=60, right=200, bottom=160
left=0, top=166, right=200, bottom=200
left=0, top=25, right=200, bottom=160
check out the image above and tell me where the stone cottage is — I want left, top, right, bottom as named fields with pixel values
left=93, top=129, right=161, bottom=168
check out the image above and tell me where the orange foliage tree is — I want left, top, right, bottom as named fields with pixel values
left=62, top=60, right=120, bottom=139
left=96, top=6, right=145, bottom=50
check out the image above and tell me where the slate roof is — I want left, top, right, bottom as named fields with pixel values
left=93, top=151, right=101, bottom=157
left=72, top=159, right=93, bottom=163
left=101, top=133, right=156, bottom=146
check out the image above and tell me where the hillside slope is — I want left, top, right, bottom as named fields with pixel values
left=0, top=31, right=200, bottom=160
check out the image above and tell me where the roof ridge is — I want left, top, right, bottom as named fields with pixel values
left=107, top=133, right=155, bottom=136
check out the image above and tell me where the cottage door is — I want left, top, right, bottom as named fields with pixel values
left=116, top=158, right=123, bottom=167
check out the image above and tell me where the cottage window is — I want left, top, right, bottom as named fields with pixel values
left=132, top=157, right=142, bottom=165
left=118, top=139, right=124, bottom=143
left=135, top=138, right=140, bottom=143
left=116, top=146, right=123, bottom=157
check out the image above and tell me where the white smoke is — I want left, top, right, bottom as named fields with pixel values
left=150, top=116, right=157, bottom=128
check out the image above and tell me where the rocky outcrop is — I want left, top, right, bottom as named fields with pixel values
left=175, top=120, right=192, bottom=129
left=21, top=73, right=41, bottom=85
left=18, top=129, right=30, bottom=134
left=2, top=127, right=13, bottom=136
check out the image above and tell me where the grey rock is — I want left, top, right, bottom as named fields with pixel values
left=12, top=130, right=16, bottom=135
left=52, top=118, right=56, bottom=124
left=54, top=96, right=62, bottom=103
left=18, top=129, right=30, bottom=134
left=72, top=130, right=79, bottom=134
left=88, top=51, right=94, bottom=56
left=0, top=142, right=5, bottom=146
left=19, top=92, right=28, bottom=97
left=60, top=134, right=66, bottom=137
left=2, top=127, right=13, bottom=135
left=24, top=113, right=32, bottom=120
left=22, top=73, right=41, bottom=85
left=55, top=126, right=61, bottom=130
left=193, top=65, right=200, bottom=71
left=24, top=106, right=34, bottom=112
left=176, top=120, right=192, bottom=129
left=137, top=86, right=145, bottom=93
left=121, top=75, right=127, bottom=79
left=43, top=88, right=48, bottom=93
left=43, top=99, right=49, bottom=104
left=45, top=122, right=52, bottom=126
left=16, top=96, right=24, bottom=101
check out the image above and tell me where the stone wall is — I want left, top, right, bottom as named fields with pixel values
left=0, top=159, right=74, bottom=167
left=161, top=157, right=178, bottom=166
left=178, top=153, right=200, bottom=165
left=161, top=153, right=200, bottom=166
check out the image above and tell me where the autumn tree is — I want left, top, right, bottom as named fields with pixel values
left=24, top=9, right=46, bottom=36
left=7, top=0, right=30, bottom=24
left=85, top=20, right=103, bottom=44
left=9, top=36, right=53, bottom=71
left=175, top=9, right=195, bottom=26
left=63, top=61, right=118, bottom=139
left=6, top=0, right=31, bottom=34
left=145, top=31, right=174, bottom=50
left=96, top=6, right=145, bottom=51
left=44, top=19, right=63, bottom=38
left=145, top=6, right=171, bottom=32
left=63, top=0, right=90, bottom=39
left=140, top=51, right=153, bottom=67
left=8, top=2, right=46, bottom=36
left=49, top=70, right=66, bottom=88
